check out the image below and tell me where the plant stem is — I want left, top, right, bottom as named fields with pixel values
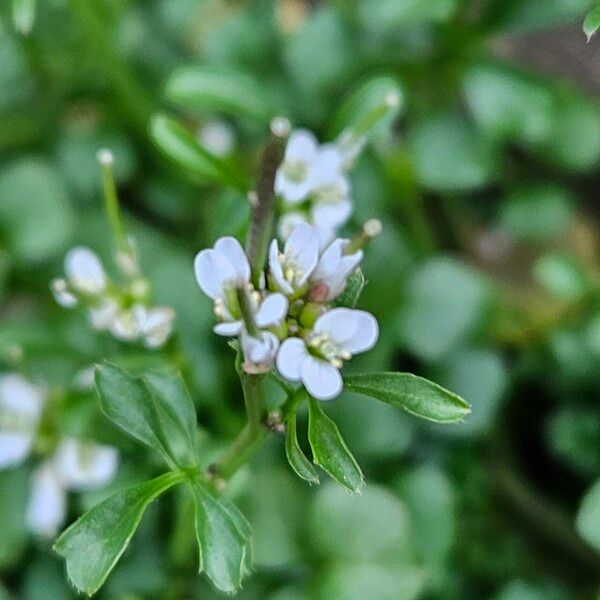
left=246, top=119, right=288, bottom=288
left=98, top=152, right=128, bottom=253
left=212, top=371, right=267, bottom=479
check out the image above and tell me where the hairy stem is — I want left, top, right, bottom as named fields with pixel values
left=246, top=120, right=288, bottom=288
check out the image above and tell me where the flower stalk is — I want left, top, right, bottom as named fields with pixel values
left=97, top=149, right=128, bottom=255
left=246, top=117, right=290, bottom=288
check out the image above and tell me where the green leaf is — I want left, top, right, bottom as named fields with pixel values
left=95, top=363, right=173, bottom=464
left=285, top=411, right=319, bottom=485
left=307, top=396, right=364, bottom=492
left=533, top=254, right=588, bottom=300
left=150, top=114, right=247, bottom=191
left=0, top=467, right=28, bottom=568
left=309, top=482, right=413, bottom=562
left=576, top=478, right=600, bottom=551
left=0, top=159, right=74, bottom=265
left=334, top=269, right=365, bottom=308
left=344, top=373, right=471, bottom=424
left=12, top=0, right=35, bottom=35
left=498, top=186, right=573, bottom=242
left=54, top=472, right=183, bottom=596
left=165, top=65, right=274, bottom=122
left=142, top=371, right=198, bottom=465
left=584, top=8, right=600, bottom=40
left=329, top=76, right=403, bottom=141
left=410, top=114, right=498, bottom=192
left=315, top=564, right=425, bottom=600
left=398, top=257, right=491, bottom=360
left=189, top=480, right=251, bottom=594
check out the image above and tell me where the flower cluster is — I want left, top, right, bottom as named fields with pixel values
left=275, top=129, right=360, bottom=250
left=195, top=223, right=379, bottom=400
left=0, top=374, right=118, bottom=536
left=51, top=245, right=174, bottom=348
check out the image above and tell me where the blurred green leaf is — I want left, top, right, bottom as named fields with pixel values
left=345, top=372, right=470, bottom=423
left=584, top=7, right=600, bottom=39
left=0, top=467, right=28, bottom=569
left=410, top=114, right=498, bottom=192
left=309, top=482, right=413, bottom=562
left=360, top=0, right=458, bottom=31
left=12, top=0, right=35, bottom=35
left=576, top=478, right=600, bottom=551
left=0, top=159, right=74, bottom=264
left=498, top=186, right=573, bottom=242
left=547, top=407, right=600, bottom=476
left=95, top=363, right=174, bottom=465
left=463, top=65, right=555, bottom=143
left=334, top=268, right=366, bottom=308
left=437, top=349, right=507, bottom=436
left=165, top=65, right=275, bottom=122
left=493, top=580, right=570, bottom=600
left=533, top=254, right=587, bottom=300
left=315, top=564, right=425, bottom=600
left=54, top=472, right=183, bottom=596
left=396, top=465, right=455, bottom=579
left=150, top=114, right=248, bottom=191
left=398, top=257, right=492, bottom=360
left=285, top=411, right=319, bottom=485
left=308, top=396, right=364, bottom=492
left=329, top=76, right=403, bottom=140
left=189, top=480, right=250, bottom=594
left=22, top=554, right=73, bottom=600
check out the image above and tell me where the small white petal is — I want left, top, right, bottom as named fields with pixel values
left=110, top=308, right=141, bottom=341
left=194, top=248, right=236, bottom=300
left=312, top=198, right=352, bottom=230
left=89, top=299, right=119, bottom=331
left=315, top=308, right=379, bottom=354
left=0, top=374, right=44, bottom=416
left=314, top=146, right=344, bottom=181
left=278, top=211, right=309, bottom=241
left=64, top=247, right=107, bottom=295
left=276, top=338, right=310, bottom=382
left=285, top=130, right=319, bottom=163
left=51, top=279, right=78, bottom=308
left=241, top=330, right=279, bottom=367
left=0, top=432, right=35, bottom=469
left=255, top=293, right=288, bottom=328
left=26, top=463, right=66, bottom=537
left=285, top=223, right=320, bottom=285
left=268, top=239, right=293, bottom=296
left=214, top=321, right=243, bottom=336
left=312, top=240, right=362, bottom=300
left=140, top=307, right=175, bottom=348
left=54, top=439, right=119, bottom=490
left=301, top=357, right=343, bottom=401
left=214, top=237, right=251, bottom=284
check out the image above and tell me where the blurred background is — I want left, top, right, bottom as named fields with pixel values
left=1, top=1, right=600, bottom=599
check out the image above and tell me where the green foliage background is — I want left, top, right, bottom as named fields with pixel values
left=1, top=0, right=600, bottom=598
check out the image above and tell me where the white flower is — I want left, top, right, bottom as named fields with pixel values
left=311, top=196, right=352, bottom=249
left=64, top=247, right=107, bottom=295
left=137, top=306, right=175, bottom=348
left=240, top=329, right=280, bottom=374
left=198, top=120, right=235, bottom=157
left=53, top=438, right=119, bottom=490
left=194, top=236, right=251, bottom=309
left=26, top=462, right=66, bottom=538
left=276, top=308, right=379, bottom=400
left=89, top=298, right=119, bottom=331
left=268, top=223, right=320, bottom=296
left=0, top=374, right=45, bottom=469
left=309, top=239, right=363, bottom=302
left=51, top=278, right=78, bottom=308
left=275, top=130, right=319, bottom=203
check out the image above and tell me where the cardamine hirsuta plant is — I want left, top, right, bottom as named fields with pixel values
left=46, top=95, right=471, bottom=596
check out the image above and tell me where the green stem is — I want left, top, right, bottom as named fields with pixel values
left=213, top=372, right=267, bottom=479
left=98, top=152, right=128, bottom=253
